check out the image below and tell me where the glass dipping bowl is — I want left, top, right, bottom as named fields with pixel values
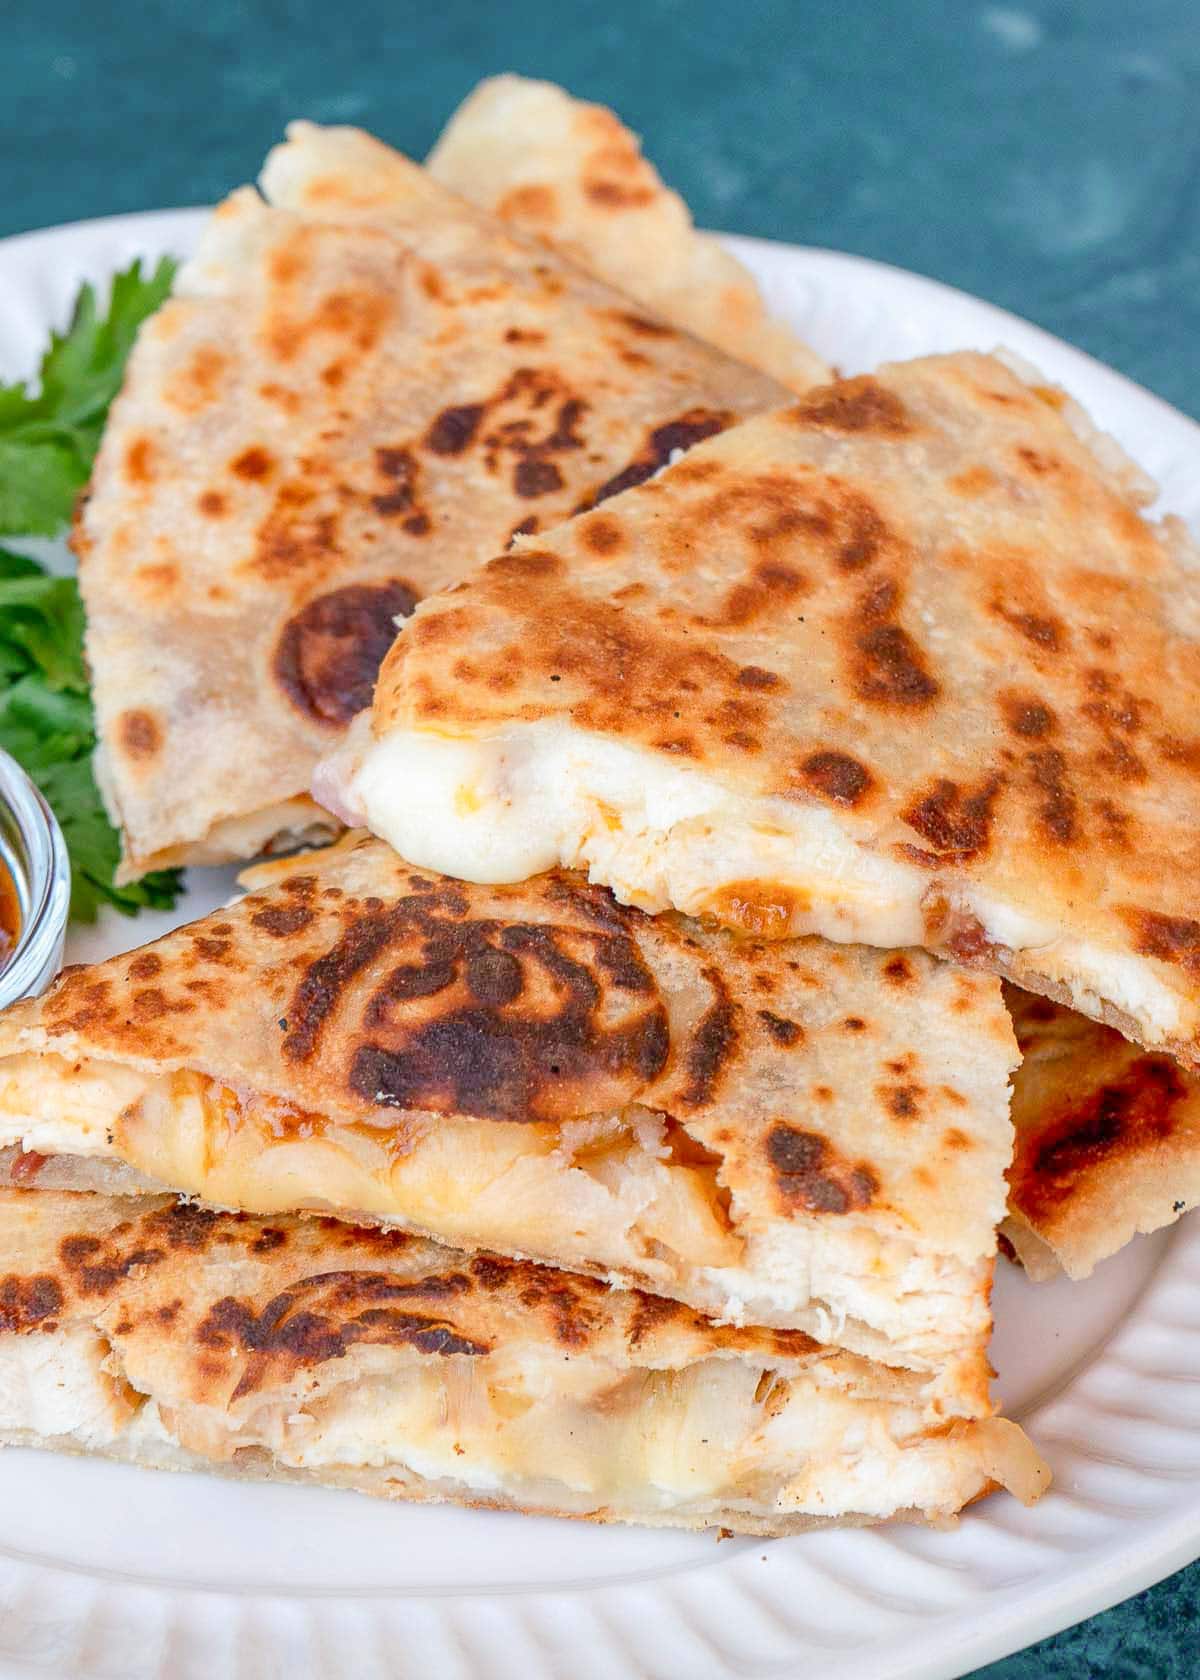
left=0, top=748, right=70, bottom=1007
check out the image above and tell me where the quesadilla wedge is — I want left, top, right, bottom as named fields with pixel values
left=1004, top=985, right=1200, bottom=1280
left=0, top=835, right=1017, bottom=1409
left=0, top=1190, right=1047, bottom=1532
left=427, top=74, right=829, bottom=391
left=77, top=121, right=786, bottom=881
left=328, top=352, right=1200, bottom=1067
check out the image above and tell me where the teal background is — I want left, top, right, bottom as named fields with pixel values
left=7, top=0, right=1200, bottom=1671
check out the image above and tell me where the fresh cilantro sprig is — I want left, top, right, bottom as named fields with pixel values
left=0, top=258, right=183, bottom=920
left=0, top=257, right=175, bottom=536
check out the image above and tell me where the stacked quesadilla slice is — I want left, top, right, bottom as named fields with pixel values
left=78, top=120, right=787, bottom=882
left=1004, top=985, right=1200, bottom=1279
left=328, top=351, right=1200, bottom=1071
left=427, top=73, right=830, bottom=391
left=0, top=836, right=1019, bottom=1419
left=0, top=1189, right=1046, bottom=1530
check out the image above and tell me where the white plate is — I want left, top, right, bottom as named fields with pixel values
left=2, top=209, right=1200, bottom=1680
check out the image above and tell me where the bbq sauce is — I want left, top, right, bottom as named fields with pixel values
left=0, top=859, right=20, bottom=972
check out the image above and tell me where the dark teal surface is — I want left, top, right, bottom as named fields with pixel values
left=6, top=1, right=1200, bottom=1672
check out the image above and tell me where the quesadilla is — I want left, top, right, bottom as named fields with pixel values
left=0, top=835, right=1017, bottom=1408
left=0, top=1189, right=1047, bottom=1531
left=427, top=74, right=829, bottom=391
left=327, top=353, right=1200, bottom=1067
left=77, top=121, right=786, bottom=882
left=1005, top=985, right=1200, bottom=1280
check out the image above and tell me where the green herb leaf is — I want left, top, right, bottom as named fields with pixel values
left=0, top=260, right=184, bottom=921
left=0, top=256, right=176, bottom=538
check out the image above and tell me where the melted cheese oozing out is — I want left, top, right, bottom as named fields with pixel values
left=0, top=1056, right=990, bottom=1384
left=335, top=721, right=1187, bottom=1039
left=0, top=1327, right=1045, bottom=1520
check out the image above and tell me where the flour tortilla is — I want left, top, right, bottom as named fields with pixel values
left=0, top=835, right=1017, bottom=1406
left=427, top=74, right=829, bottom=391
left=77, top=120, right=786, bottom=880
left=0, top=1188, right=1047, bottom=1532
left=1004, top=985, right=1200, bottom=1279
left=337, top=353, right=1200, bottom=1067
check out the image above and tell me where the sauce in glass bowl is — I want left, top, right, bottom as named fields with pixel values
left=0, top=859, right=19, bottom=974
left=0, top=750, right=69, bottom=1007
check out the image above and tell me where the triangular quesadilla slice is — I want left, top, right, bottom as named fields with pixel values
left=0, top=836, right=1017, bottom=1411
left=427, top=73, right=829, bottom=391
left=77, top=121, right=786, bottom=881
left=329, top=352, right=1200, bottom=1066
left=1004, top=985, right=1200, bottom=1280
left=0, top=1189, right=1047, bottom=1531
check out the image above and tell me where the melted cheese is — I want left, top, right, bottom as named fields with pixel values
left=329, top=720, right=1189, bottom=1043
left=0, top=1324, right=1049, bottom=1522
left=0, top=1054, right=990, bottom=1386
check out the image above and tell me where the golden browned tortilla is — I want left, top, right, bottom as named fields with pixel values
left=0, top=835, right=1017, bottom=1409
left=333, top=353, right=1200, bottom=1068
left=77, top=120, right=786, bottom=881
left=427, top=73, right=829, bottom=391
left=0, top=1189, right=1047, bottom=1531
left=1005, top=985, right=1200, bottom=1279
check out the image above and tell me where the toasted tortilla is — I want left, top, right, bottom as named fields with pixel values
left=76, top=121, right=786, bottom=881
left=0, top=1189, right=1047, bottom=1531
left=1004, top=985, right=1200, bottom=1279
left=0, top=835, right=1017, bottom=1406
left=332, top=353, right=1200, bottom=1067
left=427, top=74, right=829, bottom=392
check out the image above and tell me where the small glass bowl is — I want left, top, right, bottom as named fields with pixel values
left=0, top=748, right=70, bottom=1007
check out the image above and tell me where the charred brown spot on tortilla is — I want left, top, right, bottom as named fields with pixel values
left=196, top=1272, right=489, bottom=1399
left=757, top=1009, right=804, bottom=1047
left=118, top=708, right=162, bottom=760
left=514, top=458, right=564, bottom=497
left=611, top=311, right=674, bottom=338
left=370, top=445, right=430, bottom=527
left=991, top=600, right=1066, bottom=651
left=883, top=955, right=915, bottom=987
left=58, top=1230, right=167, bottom=1297
left=898, top=774, right=1003, bottom=866
left=579, top=514, right=625, bottom=555
left=584, top=176, right=655, bottom=208
left=273, top=580, right=418, bottom=727
left=230, top=446, right=274, bottom=482
left=165, top=343, right=228, bottom=413
left=197, top=490, right=227, bottom=517
left=1000, top=694, right=1057, bottom=738
left=1027, top=747, right=1077, bottom=843
left=943, top=1127, right=972, bottom=1151
left=693, top=559, right=807, bottom=631
left=424, top=404, right=485, bottom=456
left=123, top=435, right=156, bottom=485
left=1157, top=736, right=1200, bottom=774
left=797, top=750, right=874, bottom=807
left=1012, top=1057, right=1189, bottom=1222
left=1121, top=908, right=1200, bottom=976
left=792, top=377, right=913, bottom=436
left=583, top=409, right=733, bottom=508
left=348, top=913, right=670, bottom=1123
left=127, top=952, right=162, bottom=981
left=497, top=183, right=558, bottom=221
left=626, top=1290, right=686, bottom=1346
left=503, top=326, right=547, bottom=346
left=948, top=465, right=997, bottom=497
left=737, top=665, right=782, bottom=691
left=678, top=969, right=739, bottom=1106
left=0, top=1272, right=64, bottom=1332
left=515, top=1266, right=605, bottom=1347
left=766, top=1125, right=878, bottom=1215
left=880, top=1082, right=923, bottom=1121
left=251, top=904, right=316, bottom=937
